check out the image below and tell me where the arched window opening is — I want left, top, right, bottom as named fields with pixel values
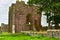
left=26, top=14, right=31, bottom=25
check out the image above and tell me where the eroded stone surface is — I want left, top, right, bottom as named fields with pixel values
left=45, top=29, right=60, bottom=37
left=9, top=1, right=42, bottom=33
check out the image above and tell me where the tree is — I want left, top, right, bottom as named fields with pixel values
left=49, top=2, right=60, bottom=29
left=27, top=0, right=60, bottom=29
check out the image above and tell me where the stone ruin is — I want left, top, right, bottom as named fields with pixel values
left=0, top=23, right=9, bottom=32
left=8, top=1, right=42, bottom=33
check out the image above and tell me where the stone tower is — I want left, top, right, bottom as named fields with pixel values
left=8, top=1, right=42, bottom=33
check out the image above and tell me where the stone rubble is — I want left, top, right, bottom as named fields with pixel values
left=21, top=29, right=60, bottom=37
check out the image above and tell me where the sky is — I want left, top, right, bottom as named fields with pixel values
left=0, top=0, right=48, bottom=26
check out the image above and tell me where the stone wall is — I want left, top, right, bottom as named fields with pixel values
left=1, top=23, right=9, bottom=32
left=9, top=1, right=42, bottom=33
left=20, top=29, right=60, bottom=37
left=44, top=29, right=60, bottom=37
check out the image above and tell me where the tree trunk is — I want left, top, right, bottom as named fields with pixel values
left=55, top=23, right=59, bottom=29
left=48, top=21, right=50, bottom=29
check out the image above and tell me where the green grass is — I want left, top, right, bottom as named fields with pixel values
left=0, top=33, right=60, bottom=40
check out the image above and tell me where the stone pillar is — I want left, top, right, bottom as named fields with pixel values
left=12, top=25, right=15, bottom=33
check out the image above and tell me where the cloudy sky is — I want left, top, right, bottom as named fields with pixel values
left=0, top=0, right=48, bottom=26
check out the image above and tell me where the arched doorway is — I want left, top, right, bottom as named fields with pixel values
left=26, top=14, right=32, bottom=30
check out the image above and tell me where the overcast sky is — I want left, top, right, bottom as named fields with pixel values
left=0, top=0, right=48, bottom=26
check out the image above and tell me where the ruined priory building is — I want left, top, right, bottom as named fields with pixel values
left=8, top=1, right=42, bottom=33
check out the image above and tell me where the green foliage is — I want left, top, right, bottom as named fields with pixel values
left=28, top=0, right=60, bottom=27
left=49, top=15, right=60, bottom=24
left=28, top=0, right=60, bottom=11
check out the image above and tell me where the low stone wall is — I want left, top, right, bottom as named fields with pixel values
left=21, top=31, right=47, bottom=36
left=21, top=29, right=60, bottom=37
left=44, top=29, right=60, bottom=37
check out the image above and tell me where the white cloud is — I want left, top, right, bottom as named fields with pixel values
left=0, top=0, right=16, bottom=26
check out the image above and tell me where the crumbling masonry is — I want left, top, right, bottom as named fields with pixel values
left=8, top=1, right=42, bottom=33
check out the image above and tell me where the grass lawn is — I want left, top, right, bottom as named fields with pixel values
left=0, top=32, right=60, bottom=40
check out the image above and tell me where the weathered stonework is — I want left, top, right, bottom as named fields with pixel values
left=1, top=23, right=9, bottom=32
left=21, top=30, right=60, bottom=37
left=43, top=29, right=60, bottom=37
left=9, top=1, right=42, bottom=33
